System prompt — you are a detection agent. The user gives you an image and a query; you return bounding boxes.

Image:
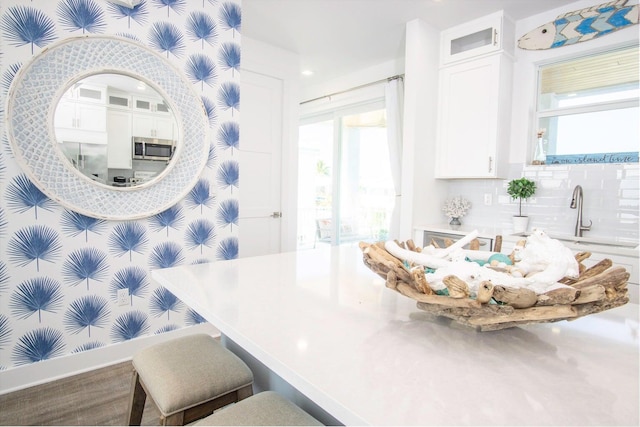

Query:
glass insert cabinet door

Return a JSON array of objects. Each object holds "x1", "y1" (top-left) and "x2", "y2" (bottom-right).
[
  {"x1": 297, "y1": 108, "x2": 395, "y2": 249},
  {"x1": 439, "y1": 11, "x2": 514, "y2": 66}
]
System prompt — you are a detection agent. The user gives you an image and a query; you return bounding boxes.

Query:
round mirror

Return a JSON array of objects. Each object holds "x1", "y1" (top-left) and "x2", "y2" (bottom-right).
[
  {"x1": 6, "y1": 36, "x2": 209, "y2": 220},
  {"x1": 54, "y1": 73, "x2": 179, "y2": 188}
]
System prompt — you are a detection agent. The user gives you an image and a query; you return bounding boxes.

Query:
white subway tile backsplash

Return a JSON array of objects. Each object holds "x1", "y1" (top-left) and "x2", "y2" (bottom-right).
[
  {"x1": 624, "y1": 168, "x2": 639, "y2": 177},
  {"x1": 446, "y1": 163, "x2": 639, "y2": 243}
]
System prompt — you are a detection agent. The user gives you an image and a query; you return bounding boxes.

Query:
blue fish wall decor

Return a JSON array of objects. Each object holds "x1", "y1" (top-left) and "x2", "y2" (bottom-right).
[{"x1": 518, "y1": 0, "x2": 639, "y2": 50}]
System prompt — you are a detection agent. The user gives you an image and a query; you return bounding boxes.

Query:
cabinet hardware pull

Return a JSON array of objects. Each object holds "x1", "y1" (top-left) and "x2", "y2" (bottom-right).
[
  {"x1": 493, "y1": 29, "x2": 498, "y2": 46},
  {"x1": 488, "y1": 156, "x2": 493, "y2": 173}
]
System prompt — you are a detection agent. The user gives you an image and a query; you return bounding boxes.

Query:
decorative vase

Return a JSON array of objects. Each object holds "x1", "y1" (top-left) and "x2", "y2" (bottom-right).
[
  {"x1": 533, "y1": 135, "x2": 546, "y2": 165},
  {"x1": 449, "y1": 217, "x2": 461, "y2": 226},
  {"x1": 512, "y1": 216, "x2": 529, "y2": 234}
]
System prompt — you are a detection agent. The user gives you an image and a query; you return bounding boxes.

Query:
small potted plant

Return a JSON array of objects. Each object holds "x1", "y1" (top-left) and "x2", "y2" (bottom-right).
[{"x1": 507, "y1": 177, "x2": 536, "y2": 233}]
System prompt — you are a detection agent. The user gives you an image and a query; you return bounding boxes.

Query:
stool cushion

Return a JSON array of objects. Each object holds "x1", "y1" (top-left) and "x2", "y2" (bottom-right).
[
  {"x1": 194, "y1": 391, "x2": 323, "y2": 426},
  {"x1": 132, "y1": 334, "x2": 253, "y2": 416}
]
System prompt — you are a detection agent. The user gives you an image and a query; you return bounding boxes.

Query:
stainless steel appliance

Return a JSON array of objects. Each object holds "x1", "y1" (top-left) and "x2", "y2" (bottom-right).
[{"x1": 132, "y1": 137, "x2": 174, "y2": 161}]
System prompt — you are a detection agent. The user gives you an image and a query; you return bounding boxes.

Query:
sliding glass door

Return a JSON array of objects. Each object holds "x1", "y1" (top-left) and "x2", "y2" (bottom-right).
[
  {"x1": 297, "y1": 118, "x2": 335, "y2": 248},
  {"x1": 297, "y1": 105, "x2": 394, "y2": 249}
]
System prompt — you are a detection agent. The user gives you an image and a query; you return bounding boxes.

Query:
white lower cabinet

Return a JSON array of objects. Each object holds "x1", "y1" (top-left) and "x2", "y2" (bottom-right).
[
  {"x1": 581, "y1": 252, "x2": 639, "y2": 286},
  {"x1": 435, "y1": 53, "x2": 512, "y2": 179}
]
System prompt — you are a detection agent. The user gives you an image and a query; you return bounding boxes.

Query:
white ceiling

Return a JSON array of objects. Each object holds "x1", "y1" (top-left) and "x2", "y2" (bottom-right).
[{"x1": 242, "y1": 0, "x2": 577, "y2": 85}]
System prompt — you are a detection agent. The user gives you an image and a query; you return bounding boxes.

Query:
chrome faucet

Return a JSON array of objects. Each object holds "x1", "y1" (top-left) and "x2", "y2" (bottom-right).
[{"x1": 570, "y1": 185, "x2": 592, "y2": 237}]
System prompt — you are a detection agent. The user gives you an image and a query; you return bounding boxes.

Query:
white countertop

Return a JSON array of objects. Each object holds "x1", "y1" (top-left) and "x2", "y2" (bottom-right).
[
  {"x1": 152, "y1": 247, "x2": 639, "y2": 426},
  {"x1": 416, "y1": 224, "x2": 640, "y2": 257}
]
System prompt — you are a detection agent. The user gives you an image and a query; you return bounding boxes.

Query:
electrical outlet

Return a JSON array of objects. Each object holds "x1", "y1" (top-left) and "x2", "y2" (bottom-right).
[
  {"x1": 484, "y1": 193, "x2": 492, "y2": 205},
  {"x1": 117, "y1": 289, "x2": 129, "y2": 306}
]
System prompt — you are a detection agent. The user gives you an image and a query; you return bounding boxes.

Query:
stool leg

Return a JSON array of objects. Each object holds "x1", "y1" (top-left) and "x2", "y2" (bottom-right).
[
  {"x1": 162, "y1": 412, "x2": 184, "y2": 426},
  {"x1": 127, "y1": 370, "x2": 147, "y2": 426},
  {"x1": 237, "y1": 384, "x2": 253, "y2": 401}
]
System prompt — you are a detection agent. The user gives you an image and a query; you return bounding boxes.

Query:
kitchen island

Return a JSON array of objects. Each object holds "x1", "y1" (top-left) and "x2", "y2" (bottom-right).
[{"x1": 151, "y1": 246, "x2": 639, "y2": 426}]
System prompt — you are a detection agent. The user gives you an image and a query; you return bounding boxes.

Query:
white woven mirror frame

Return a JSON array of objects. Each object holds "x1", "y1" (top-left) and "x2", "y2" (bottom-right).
[{"x1": 6, "y1": 35, "x2": 209, "y2": 220}]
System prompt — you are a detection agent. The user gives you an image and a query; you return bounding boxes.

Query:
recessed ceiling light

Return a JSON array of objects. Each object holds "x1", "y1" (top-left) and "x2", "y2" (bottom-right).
[{"x1": 301, "y1": 70, "x2": 314, "y2": 76}]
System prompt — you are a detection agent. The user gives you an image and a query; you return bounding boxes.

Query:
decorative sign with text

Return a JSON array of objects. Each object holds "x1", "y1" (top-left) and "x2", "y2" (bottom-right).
[{"x1": 545, "y1": 152, "x2": 639, "y2": 164}]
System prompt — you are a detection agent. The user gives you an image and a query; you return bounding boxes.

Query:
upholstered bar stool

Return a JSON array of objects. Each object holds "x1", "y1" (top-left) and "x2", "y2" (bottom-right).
[
  {"x1": 127, "y1": 333, "x2": 254, "y2": 426},
  {"x1": 193, "y1": 391, "x2": 324, "y2": 426}
]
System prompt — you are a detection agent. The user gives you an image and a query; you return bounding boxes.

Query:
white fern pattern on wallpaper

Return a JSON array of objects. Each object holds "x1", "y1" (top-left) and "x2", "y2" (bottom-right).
[{"x1": 0, "y1": 0, "x2": 241, "y2": 370}]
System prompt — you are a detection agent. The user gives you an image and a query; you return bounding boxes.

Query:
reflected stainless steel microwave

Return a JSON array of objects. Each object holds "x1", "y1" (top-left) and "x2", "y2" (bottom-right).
[{"x1": 132, "y1": 137, "x2": 174, "y2": 161}]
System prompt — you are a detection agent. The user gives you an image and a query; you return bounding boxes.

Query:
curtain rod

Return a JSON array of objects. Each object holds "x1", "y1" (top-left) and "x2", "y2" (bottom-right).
[{"x1": 300, "y1": 74, "x2": 404, "y2": 105}]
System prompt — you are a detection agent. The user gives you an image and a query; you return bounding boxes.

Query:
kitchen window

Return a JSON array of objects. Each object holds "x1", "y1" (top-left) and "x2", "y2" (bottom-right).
[{"x1": 535, "y1": 44, "x2": 639, "y2": 164}]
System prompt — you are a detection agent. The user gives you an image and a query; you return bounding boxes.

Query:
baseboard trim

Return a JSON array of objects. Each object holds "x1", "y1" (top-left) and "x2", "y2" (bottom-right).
[{"x1": 0, "y1": 323, "x2": 219, "y2": 395}]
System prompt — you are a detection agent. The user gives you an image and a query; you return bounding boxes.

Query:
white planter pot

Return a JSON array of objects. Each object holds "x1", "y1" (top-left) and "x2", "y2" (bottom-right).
[{"x1": 512, "y1": 216, "x2": 529, "y2": 234}]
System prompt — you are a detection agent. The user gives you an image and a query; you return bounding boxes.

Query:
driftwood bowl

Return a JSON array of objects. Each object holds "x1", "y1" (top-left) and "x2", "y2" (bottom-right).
[{"x1": 360, "y1": 240, "x2": 630, "y2": 331}]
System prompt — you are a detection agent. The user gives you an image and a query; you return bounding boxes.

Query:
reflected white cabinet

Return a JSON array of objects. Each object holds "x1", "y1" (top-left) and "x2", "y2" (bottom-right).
[
  {"x1": 55, "y1": 83, "x2": 107, "y2": 135},
  {"x1": 108, "y1": 90, "x2": 131, "y2": 109},
  {"x1": 133, "y1": 95, "x2": 171, "y2": 114},
  {"x1": 440, "y1": 10, "x2": 514, "y2": 66},
  {"x1": 60, "y1": 82, "x2": 106, "y2": 104},
  {"x1": 435, "y1": 53, "x2": 512, "y2": 179},
  {"x1": 54, "y1": 101, "x2": 106, "y2": 132},
  {"x1": 107, "y1": 109, "x2": 133, "y2": 169},
  {"x1": 132, "y1": 114, "x2": 175, "y2": 140}
]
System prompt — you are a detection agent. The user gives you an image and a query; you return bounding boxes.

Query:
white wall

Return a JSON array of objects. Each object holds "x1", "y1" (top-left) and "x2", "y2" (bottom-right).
[
  {"x1": 402, "y1": 19, "x2": 447, "y2": 240},
  {"x1": 300, "y1": 58, "x2": 404, "y2": 103}
]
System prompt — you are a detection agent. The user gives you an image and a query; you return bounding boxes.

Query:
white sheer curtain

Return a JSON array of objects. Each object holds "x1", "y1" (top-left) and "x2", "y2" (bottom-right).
[{"x1": 385, "y1": 77, "x2": 404, "y2": 240}]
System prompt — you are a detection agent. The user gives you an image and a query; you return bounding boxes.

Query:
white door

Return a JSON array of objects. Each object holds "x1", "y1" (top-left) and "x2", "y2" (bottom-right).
[{"x1": 238, "y1": 70, "x2": 283, "y2": 257}]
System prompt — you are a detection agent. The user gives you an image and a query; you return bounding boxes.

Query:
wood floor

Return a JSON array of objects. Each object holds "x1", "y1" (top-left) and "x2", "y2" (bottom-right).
[{"x1": 0, "y1": 361, "x2": 161, "y2": 426}]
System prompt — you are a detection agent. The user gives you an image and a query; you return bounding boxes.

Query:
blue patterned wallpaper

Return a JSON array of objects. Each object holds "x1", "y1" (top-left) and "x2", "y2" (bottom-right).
[{"x1": 0, "y1": 0, "x2": 241, "y2": 371}]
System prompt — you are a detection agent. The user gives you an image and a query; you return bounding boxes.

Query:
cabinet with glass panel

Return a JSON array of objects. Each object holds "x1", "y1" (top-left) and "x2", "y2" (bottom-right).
[{"x1": 435, "y1": 11, "x2": 514, "y2": 179}]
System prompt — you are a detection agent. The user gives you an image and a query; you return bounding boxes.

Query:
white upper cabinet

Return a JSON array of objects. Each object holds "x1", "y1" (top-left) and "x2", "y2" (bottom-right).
[
  {"x1": 435, "y1": 11, "x2": 514, "y2": 179},
  {"x1": 54, "y1": 101, "x2": 106, "y2": 132},
  {"x1": 133, "y1": 95, "x2": 171, "y2": 114},
  {"x1": 435, "y1": 54, "x2": 512, "y2": 178},
  {"x1": 440, "y1": 10, "x2": 514, "y2": 66},
  {"x1": 132, "y1": 114, "x2": 176, "y2": 140},
  {"x1": 55, "y1": 83, "x2": 107, "y2": 132},
  {"x1": 108, "y1": 90, "x2": 131, "y2": 109}
]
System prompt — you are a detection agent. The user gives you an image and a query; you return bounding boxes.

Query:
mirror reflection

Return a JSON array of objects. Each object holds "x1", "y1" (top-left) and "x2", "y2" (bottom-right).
[{"x1": 54, "y1": 73, "x2": 179, "y2": 187}]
